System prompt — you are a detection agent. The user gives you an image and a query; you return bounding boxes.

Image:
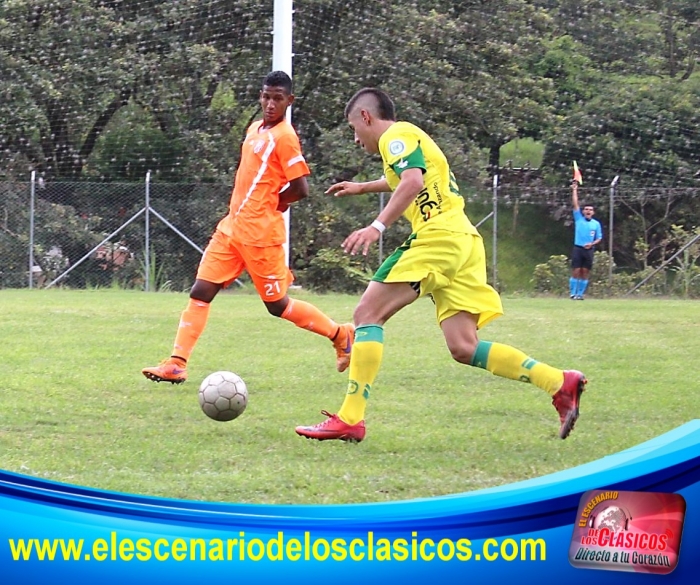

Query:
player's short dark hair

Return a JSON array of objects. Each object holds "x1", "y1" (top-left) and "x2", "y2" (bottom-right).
[
  {"x1": 344, "y1": 88, "x2": 396, "y2": 121},
  {"x1": 583, "y1": 204, "x2": 595, "y2": 210},
  {"x1": 263, "y1": 71, "x2": 293, "y2": 94}
]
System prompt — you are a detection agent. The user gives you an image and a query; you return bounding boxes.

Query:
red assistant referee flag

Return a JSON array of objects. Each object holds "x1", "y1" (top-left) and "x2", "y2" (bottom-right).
[{"x1": 573, "y1": 161, "x2": 583, "y2": 184}]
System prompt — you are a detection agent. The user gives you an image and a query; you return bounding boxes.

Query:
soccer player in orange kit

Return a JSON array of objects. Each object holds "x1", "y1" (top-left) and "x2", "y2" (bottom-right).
[{"x1": 142, "y1": 71, "x2": 353, "y2": 384}]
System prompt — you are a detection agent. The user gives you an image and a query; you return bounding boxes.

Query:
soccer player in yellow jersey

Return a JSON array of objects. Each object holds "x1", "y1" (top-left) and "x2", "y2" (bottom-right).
[
  {"x1": 142, "y1": 71, "x2": 353, "y2": 384},
  {"x1": 296, "y1": 88, "x2": 587, "y2": 442}
]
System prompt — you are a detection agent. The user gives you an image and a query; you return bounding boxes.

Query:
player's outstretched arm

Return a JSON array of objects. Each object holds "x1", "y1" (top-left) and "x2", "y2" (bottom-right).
[
  {"x1": 341, "y1": 168, "x2": 423, "y2": 257},
  {"x1": 571, "y1": 181, "x2": 580, "y2": 211},
  {"x1": 326, "y1": 177, "x2": 390, "y2": 197}
]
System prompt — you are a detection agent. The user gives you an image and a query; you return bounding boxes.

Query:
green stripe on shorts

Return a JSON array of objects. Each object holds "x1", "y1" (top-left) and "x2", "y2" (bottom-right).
[{"x1": 372, "y1": 233, "x2": 417, "y2": 282}]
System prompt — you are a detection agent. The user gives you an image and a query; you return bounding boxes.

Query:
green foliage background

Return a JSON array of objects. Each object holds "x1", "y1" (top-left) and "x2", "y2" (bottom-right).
[{"x1": 2, "y1": 1, "x2": 700, "y2": 293}]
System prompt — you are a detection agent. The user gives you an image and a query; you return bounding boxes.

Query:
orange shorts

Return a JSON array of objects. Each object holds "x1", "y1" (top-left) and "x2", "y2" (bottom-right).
[{"x1": 196, "y1": 230, "x2": 293, "y2": 302}]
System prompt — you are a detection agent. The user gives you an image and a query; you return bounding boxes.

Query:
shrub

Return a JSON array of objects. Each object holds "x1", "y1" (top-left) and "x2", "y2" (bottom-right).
[
  {"x1": 532, "y1": 254, "x2": 569, "y2": 294},
  {"x1": 531, "y1": 250, "x2": 680, "y2": 297},
  {"x1": 297, "y1": 247, "x2": 372, "y2": 293}
]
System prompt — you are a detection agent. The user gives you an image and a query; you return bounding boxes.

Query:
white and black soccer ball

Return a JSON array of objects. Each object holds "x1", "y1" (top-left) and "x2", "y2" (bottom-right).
[{"x1": 198, "y1": 371, "x2": 248, "y2": 422}]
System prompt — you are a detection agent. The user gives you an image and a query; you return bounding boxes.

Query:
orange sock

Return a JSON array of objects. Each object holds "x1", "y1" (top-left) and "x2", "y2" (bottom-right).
[
  {"x1": 280, "y1": 298, "x2": 339, "y2": 339},
  {"x1": 172, "y1": 298, "x2": 211, "y2": 362}
]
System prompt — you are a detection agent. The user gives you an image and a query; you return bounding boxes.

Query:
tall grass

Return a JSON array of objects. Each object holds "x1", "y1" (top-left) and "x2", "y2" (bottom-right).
[
  {"x1": 138, "y1": 247, "x2": 173, "y2": 292},
  {"x1": 470, "y1": 202, "x2": 571, "y2": 292}
]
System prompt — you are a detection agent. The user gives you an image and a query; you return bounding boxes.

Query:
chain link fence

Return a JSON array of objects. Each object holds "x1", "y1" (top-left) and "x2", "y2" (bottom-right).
[
  {"x1": 2, "y1": 174, "x2": 700, "y2": 296},
  {"x1": 1, "y1": 177, "x2": 232, "y2": 291}
]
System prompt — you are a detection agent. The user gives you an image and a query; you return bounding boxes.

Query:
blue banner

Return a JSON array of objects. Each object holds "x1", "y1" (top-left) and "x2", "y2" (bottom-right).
[{"x1": 2, "y1": 421, "x2": 699, "y2": 584}]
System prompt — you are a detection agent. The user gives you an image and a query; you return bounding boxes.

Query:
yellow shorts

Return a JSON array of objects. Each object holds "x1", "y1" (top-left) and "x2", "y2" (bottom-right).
[
  {"x1": 373, "y1": 229, "x2": 503, "y2": 328},
  {"x1": 196, "y1": 230, "x2": 293, "y2": 302}
]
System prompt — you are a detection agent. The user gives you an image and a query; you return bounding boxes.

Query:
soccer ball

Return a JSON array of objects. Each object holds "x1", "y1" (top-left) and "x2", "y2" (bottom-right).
[{"x1": 198, "y1": 371, "x2": 248, "y2": 422}]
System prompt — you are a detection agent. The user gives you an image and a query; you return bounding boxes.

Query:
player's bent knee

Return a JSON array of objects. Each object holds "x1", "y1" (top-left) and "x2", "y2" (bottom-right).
[
  {"x1": 444, "y1": 339, "x2": 477, "y2": 365},
  {"x1": 264, "y1": 297, "x2": 289, "y2": 317},
  {"x1": 190, "y1": 280, "x2": 220, "y2": 303}
]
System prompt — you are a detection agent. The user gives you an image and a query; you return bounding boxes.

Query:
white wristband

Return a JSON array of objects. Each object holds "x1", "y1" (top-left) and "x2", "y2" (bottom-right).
[{"x1": 371, "y1": 219, "x2": 386, "y2": 233}]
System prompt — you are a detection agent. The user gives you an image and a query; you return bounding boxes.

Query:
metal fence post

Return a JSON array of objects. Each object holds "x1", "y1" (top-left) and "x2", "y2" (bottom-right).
[
  {"x1": 609, "y1": 175, "x2": 619, "y2": 285},
  {"x1": 145, "y1": 171, "x2": 151, "y2": 292},
  {"x1": 492, "y1": 173, "x2": 498, "y2": 288},
  {"x1": 28, "y1": 171, "x2": 36, "y2": 288}
]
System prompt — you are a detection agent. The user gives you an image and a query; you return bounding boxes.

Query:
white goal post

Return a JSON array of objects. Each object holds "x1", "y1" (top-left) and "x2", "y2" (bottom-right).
[{"x1": 273, "y1": 0, "x2": 294, "y2": 267}]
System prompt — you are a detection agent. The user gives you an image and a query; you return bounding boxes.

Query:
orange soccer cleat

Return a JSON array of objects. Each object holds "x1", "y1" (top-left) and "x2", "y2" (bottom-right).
[
  {"x1": 332, "y1": 323, "x2": 355, "y2": 373},
  {"x1": 142, "y1": 358, "x2": 188, "y2": 384}
]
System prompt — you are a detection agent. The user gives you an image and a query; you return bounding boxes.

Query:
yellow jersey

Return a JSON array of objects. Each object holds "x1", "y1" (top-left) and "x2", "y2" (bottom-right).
[{"x1": 378, "y1": 121, "x2": 478, "y2": 235}]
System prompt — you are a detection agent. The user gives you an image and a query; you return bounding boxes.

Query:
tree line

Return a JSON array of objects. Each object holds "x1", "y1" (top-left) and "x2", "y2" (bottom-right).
[{"x1": 1, "y1": 0, "x2": 699, "y2": 290}]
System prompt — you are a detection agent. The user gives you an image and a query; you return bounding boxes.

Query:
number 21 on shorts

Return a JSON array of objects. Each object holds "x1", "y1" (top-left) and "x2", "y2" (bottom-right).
[{"x1": 264, "y1": 281, "x2": 282, "y2": 297}]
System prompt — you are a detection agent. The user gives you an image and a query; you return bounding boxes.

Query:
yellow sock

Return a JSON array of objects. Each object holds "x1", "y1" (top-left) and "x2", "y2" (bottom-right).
[
  {"x1": 172, "y1": 298, "x2": 211, "y2": 362},
  {"x1": 338, "y1": 324, "x2": 384, "y2": 425},
  {"x1": 470, "y1": 340, "x2": 564, "y2": 395}
]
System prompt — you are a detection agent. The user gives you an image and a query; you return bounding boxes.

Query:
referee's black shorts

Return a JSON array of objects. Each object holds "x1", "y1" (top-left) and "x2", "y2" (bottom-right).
[{"x1": 571, "y1": 246, "x2": 594, "y2": 270}]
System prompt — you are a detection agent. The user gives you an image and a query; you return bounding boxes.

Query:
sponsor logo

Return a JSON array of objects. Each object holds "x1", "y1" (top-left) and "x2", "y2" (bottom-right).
[
  {"x1": 569, "y1": 490, "x2": 686, "y2": 574},
  {"x1": 415, "y1": 188, "x2": 438, "y2": 221}
]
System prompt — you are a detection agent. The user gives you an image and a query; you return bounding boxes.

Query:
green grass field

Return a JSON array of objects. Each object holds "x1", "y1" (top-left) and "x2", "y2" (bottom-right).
[{"x1": 1, "y1": 289, "x2": 698, "y2": 505}]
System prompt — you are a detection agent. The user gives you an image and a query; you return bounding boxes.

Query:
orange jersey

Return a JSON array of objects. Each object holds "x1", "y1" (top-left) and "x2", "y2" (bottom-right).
[{"x1": 217, "y1": 119, "x2": 310, "y2": 245}]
